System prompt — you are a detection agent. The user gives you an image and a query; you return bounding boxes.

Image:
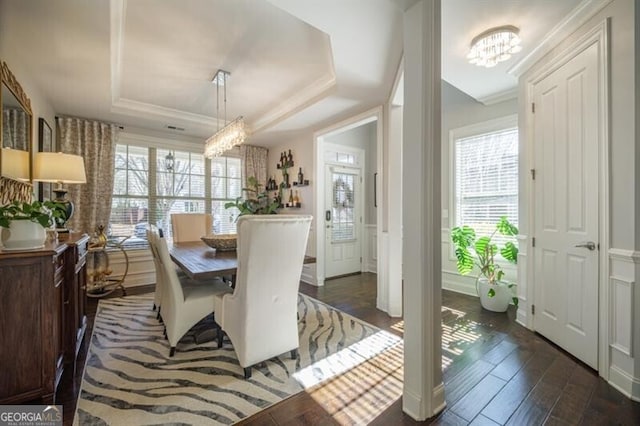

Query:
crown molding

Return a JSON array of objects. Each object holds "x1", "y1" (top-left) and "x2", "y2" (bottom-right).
[
  {"x1": 476, "y1": 87, "x2": 517, "y2": 106},
  {"x1": 507, "y1": 0, "x2": 613, "y2": 77},
  {"x1": 250, "y1": 72, "x2": 336, "y2": 134},
  {"x1": 111, "y1": 97, "x2": 220, "y2": 128},
  {"x1": 109, "y1": 0, "x2": 335, "y2": 137}
]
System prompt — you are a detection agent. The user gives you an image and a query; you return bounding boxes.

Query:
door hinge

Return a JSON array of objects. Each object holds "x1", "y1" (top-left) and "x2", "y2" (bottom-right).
[
  {"x1": 530, "y1": 169, "x2": 536, "y2": 180},
  {"x1": 597, "y1": 243, "x2": 600, "y2": 251},
  {"x1": 531, "y1": 304, "x2": 535, "y2": 315},
  {"x1": 532, "y1": 102, "x2": 535, "y2": 113},
  {"x1": 532, "y1": 237, "x2": 536, "y2": 247}
]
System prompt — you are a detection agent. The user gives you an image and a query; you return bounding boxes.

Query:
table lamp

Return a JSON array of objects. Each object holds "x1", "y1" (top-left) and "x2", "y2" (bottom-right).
[
  {"x1": 33, "y1": 152, "x2": 87, "y2": 232},
  {"x1": 1, "y1": 147, "x2": 30, "y2": 181}
]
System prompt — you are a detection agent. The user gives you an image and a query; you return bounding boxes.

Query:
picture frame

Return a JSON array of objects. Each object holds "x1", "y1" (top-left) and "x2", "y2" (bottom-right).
[{"x1": 38, "y1": 117, "x2": 52, "y2": 202}]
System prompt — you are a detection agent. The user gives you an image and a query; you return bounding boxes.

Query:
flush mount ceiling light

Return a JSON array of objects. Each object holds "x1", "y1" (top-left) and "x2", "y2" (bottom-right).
[
  {"x1": 467, "y1": 25, "x2": 522, "y2": 68},
  {"x1": 204, "y1": 69, "x2": 248, "y2": 158}
]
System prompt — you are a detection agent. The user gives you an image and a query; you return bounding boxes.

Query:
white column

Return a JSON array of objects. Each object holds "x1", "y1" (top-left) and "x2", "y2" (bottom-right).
[{"x1": 402, "y1": 0, "x2": 445, "y2": 420}]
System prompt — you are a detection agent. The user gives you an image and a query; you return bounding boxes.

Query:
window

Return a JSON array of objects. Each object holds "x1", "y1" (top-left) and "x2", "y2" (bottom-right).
[
  {"x1": 109, "y1": 143, "x2": 241, "y2": 247},
  {"x1": 452, "y1": 117, "x2": 518, "y2": 246},
  {"x1": 211, "y1": 156, "x2": 242, "y2": 235}
]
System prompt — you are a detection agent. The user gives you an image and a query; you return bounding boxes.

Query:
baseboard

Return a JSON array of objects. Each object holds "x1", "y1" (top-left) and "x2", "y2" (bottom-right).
[
  {"x1": 609, "y1": 365, "x2": 640, "y2": 402},
  {"x1": 442, "y1": 274, "x2": 478, "y2": 298},
  {"x1": 301, "y1": 264, "x2": 318, "y2": 286},
  {"x1": 402, "y1": 382, "x2": 446, "y2": 420}
]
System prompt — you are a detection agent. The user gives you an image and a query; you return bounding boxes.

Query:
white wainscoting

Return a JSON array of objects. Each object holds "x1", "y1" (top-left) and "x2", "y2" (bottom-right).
[
  {"x1": 301, "y1": 225, "x2": 318, "y2": 286},
  {"x1": 607, "y1": 248, "x2": 639, "y2": 400},
  {"x1": 109, "y1": 248, "x2": 155, "y2": 288},
  {"x1": 363, "y1": 224, "x2": 377, "y2": 273}
]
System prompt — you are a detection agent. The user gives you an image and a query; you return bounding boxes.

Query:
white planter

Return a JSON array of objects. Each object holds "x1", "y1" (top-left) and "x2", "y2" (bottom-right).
[
  {"x1": 0, "y1": 220, "x2": 47, "y2": 250},
  {"x1": 477, "y1": 278, "x2": 512, "y2": 313}
]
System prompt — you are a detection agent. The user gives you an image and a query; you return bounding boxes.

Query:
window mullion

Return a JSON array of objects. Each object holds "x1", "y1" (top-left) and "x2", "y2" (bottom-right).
[
  {"x1": 205, "y1": 157, "x2": 212, "y2": 214},
  {"x1": 149, "y1": 148, "x2": 157, "y2": 226}
]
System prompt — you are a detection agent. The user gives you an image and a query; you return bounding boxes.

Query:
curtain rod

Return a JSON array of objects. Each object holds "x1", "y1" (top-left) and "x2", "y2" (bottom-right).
[{"x1": 55, "y1": 115, "x2": 124, "y2": 130}]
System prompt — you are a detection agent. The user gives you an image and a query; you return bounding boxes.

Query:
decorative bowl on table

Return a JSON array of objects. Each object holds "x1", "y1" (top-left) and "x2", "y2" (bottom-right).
[{"x1": 201, "y1": 234, "x2": 237, "y2": 251}]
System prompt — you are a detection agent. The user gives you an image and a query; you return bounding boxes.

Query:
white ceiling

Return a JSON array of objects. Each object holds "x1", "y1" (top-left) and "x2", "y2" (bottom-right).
[
  {"x1": 0, "y1": 0, "x2": 586, "y2": 148},
  {"x1": 442, "y1": 0, "x2": 582, "y2": 104}
]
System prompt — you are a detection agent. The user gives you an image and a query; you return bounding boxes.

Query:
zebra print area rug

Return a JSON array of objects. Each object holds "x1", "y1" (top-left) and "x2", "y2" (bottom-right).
[{"x1": 73, "y1": 294, "x2": 402, "y2": 425}]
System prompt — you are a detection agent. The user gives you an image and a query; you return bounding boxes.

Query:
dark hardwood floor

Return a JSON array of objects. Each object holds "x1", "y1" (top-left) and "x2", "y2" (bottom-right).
[{"x1": 55, "y1": 273, "x2": 640, "y2": 425}]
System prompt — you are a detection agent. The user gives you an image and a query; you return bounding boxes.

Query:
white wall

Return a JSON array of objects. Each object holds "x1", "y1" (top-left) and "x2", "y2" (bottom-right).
[
  {"x1": 440, "y1": 81, "x2": 517, "y2": 295},
  {"x1": 0, "y1": 5, "x2": 56, "y2": 193}
]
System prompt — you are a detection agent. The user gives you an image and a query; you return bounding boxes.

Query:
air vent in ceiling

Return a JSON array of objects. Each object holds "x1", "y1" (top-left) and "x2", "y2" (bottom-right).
[{"x1": 167, "y1": 125, "x2": 185, "y2": 131}]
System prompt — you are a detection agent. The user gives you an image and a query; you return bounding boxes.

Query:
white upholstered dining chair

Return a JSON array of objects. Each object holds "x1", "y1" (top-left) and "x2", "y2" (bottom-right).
[
  {"x1": 170, "y1": 213, "x2": 213, "y2": 243},
  {"x1": 150, "y1": 228, "x2": 232, "y2": 356},
  {"x1": 214, "y1": 215, "x2": 312, "y2": 379}
]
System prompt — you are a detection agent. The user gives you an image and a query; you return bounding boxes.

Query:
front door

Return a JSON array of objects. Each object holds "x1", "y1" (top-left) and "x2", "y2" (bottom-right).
[
  {"x1": 325, "y1": 165, "x2": 361, "y2": 278},
  {"x1": 532, "y1": 42, "x2": 599, "y2": 369}
]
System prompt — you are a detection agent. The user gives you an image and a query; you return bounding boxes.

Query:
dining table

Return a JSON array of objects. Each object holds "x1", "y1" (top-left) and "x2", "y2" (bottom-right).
[{"x1": 169, "y1": 241, "x2": 316, "y2": 281}]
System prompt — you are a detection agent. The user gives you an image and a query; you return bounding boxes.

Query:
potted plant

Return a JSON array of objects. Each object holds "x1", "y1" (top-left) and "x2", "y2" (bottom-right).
[
  {"x1": 451, "y1": 216, "x2": 519, "y2": 312},
  {"x1": 224, "y1": 176, "x2": 279, "y2": 217},
  {"x1": 0, "y1": 200, "x2": 66, "y2": 250}
]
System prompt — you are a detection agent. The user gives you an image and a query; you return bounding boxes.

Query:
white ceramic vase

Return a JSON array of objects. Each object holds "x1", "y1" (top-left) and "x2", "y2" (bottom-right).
[
  {"x1": 0, "y1": 220, "x2": 47, "y2": 250},
  {"x1": 477, "y1": 277, "x2": 512, "y2": 312}
]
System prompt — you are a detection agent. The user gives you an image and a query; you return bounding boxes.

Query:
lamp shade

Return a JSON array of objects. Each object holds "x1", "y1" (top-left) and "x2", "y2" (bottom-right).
[
  {"x1": 1, "y1": 148, "x2": 30, "y2": 181},
  {"x1": 33, "y1": 152, "x2": 87, "y2": 183}
]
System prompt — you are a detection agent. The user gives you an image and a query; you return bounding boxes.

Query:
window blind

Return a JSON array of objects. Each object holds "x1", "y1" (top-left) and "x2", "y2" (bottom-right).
[
  {"x1": 109, "y1": 144, "x2": 241, "y2": 248},
  {"x1": 454, "y1": 127, "x2": 518, "y2": 246}
]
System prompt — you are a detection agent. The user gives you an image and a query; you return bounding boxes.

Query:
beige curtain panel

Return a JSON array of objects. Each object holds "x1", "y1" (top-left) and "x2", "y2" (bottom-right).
[
  {"x1": 56, "y1": 117, "x2": 119, "y2": 234},
  {"x1": 240, "y1": 144, "x2": 268, "y2": 189}
]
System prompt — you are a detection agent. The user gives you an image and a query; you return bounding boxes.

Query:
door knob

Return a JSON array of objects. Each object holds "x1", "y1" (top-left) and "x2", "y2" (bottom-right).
[{"x1": 575, "y1": 241, "x2": 596, "y2": 251}]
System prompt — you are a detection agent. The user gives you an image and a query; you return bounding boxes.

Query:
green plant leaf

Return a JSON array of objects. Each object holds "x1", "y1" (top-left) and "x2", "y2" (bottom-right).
[
  {"x1": 500, "y1": 241, "x2": 518, "y2": 264},
  {"x1": 454, "y1": 247, "x2": 474, "y2": 275},
  {"x1": 474, "y1": 236, "x2": 491, "y2": 256},
  {"x1": 451, "y1": 226, "x2": 475, "y2": 249},
  {"x1": 487, "y1": 288, "x2": 496, "y2": 298},
  {"x1": 512, "y1": 297, "x2": 519, "y2": 307},
  {"x1": 497, "y1": 216, "x2": 518, "y2": 236},
  {"x1": 496, "y1": 269, "x2": 504, "y2": 281}
]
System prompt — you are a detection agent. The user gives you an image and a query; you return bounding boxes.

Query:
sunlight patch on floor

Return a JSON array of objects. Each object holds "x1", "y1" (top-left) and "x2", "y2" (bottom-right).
[
  {"x1": 301, "y1": 337, "x2": 404, "y2": 425},
  {"x1": 441, "y1": 305, "x2": 482, "y2": 369},
  {"x1": 293, "y1": 330, "x2": 401, "y2": 389}
]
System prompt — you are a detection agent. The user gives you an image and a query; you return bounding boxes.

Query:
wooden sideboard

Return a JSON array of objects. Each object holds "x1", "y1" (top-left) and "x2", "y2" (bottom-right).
[{"x1": 0, "y1": 233, "x2": 89, "y2": 404}]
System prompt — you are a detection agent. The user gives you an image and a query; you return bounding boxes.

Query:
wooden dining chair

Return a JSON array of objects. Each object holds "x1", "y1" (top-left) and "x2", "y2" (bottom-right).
[
  {"x1": 214, "y1": 215, "x2": 312, "y2": 378},
  {"x1": 170, "y1": 213, "x2": 213, "y2": 243}
]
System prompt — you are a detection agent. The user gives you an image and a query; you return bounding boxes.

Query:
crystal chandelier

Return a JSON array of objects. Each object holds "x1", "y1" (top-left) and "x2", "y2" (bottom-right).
[
  {"x1": 467, "y1": 26, "x2": 522, "y2": 68},
  {"x1": 204, "y1": 69, "x2": 248, "y2": 158}
]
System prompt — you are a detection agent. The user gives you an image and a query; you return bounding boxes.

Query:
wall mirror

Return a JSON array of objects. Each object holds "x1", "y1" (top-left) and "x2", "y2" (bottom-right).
[{"x1": 0, "y1": 61, "x2": 33, "y2": 182}]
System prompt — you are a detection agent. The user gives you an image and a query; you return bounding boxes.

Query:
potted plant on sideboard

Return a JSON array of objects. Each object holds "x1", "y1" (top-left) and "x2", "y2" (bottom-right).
[
  {"x1": 451, "y1": 216, "x2": 519, "y2": 312},
  {"x1": 0, "y1": 200, "x2": 66, "y2": 250}
]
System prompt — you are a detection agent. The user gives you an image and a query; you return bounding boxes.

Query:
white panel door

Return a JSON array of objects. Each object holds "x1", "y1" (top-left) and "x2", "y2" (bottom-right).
[
  {"x1": 533, "y1": 42, "x2": 599, "y2": 369},
  {"x1": 325, "y1": 165, "x2": 361, "y2": 278}
]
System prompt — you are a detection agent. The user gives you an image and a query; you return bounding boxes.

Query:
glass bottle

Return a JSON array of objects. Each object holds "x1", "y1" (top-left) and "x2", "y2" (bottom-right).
[
  {"x1": 293, "y1": 190, "x2": 300, "y2": 207},
  {"x1": 297, "y1": 167, "x2": 303, "y2": 185},
  {"x1": 288, "y1": 189, "x2": 294, "y2": 207}
]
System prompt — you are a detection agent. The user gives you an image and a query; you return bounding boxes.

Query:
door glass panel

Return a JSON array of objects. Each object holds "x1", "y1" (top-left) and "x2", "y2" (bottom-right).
[{"x1": 331, "y1": 172, "x2": 356, "y2": 241}]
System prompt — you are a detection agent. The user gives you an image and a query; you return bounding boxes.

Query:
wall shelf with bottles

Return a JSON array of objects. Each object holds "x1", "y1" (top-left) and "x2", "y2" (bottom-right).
[{"x1": 266, "y1": 149, "x2": 310, "y2": 192}]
